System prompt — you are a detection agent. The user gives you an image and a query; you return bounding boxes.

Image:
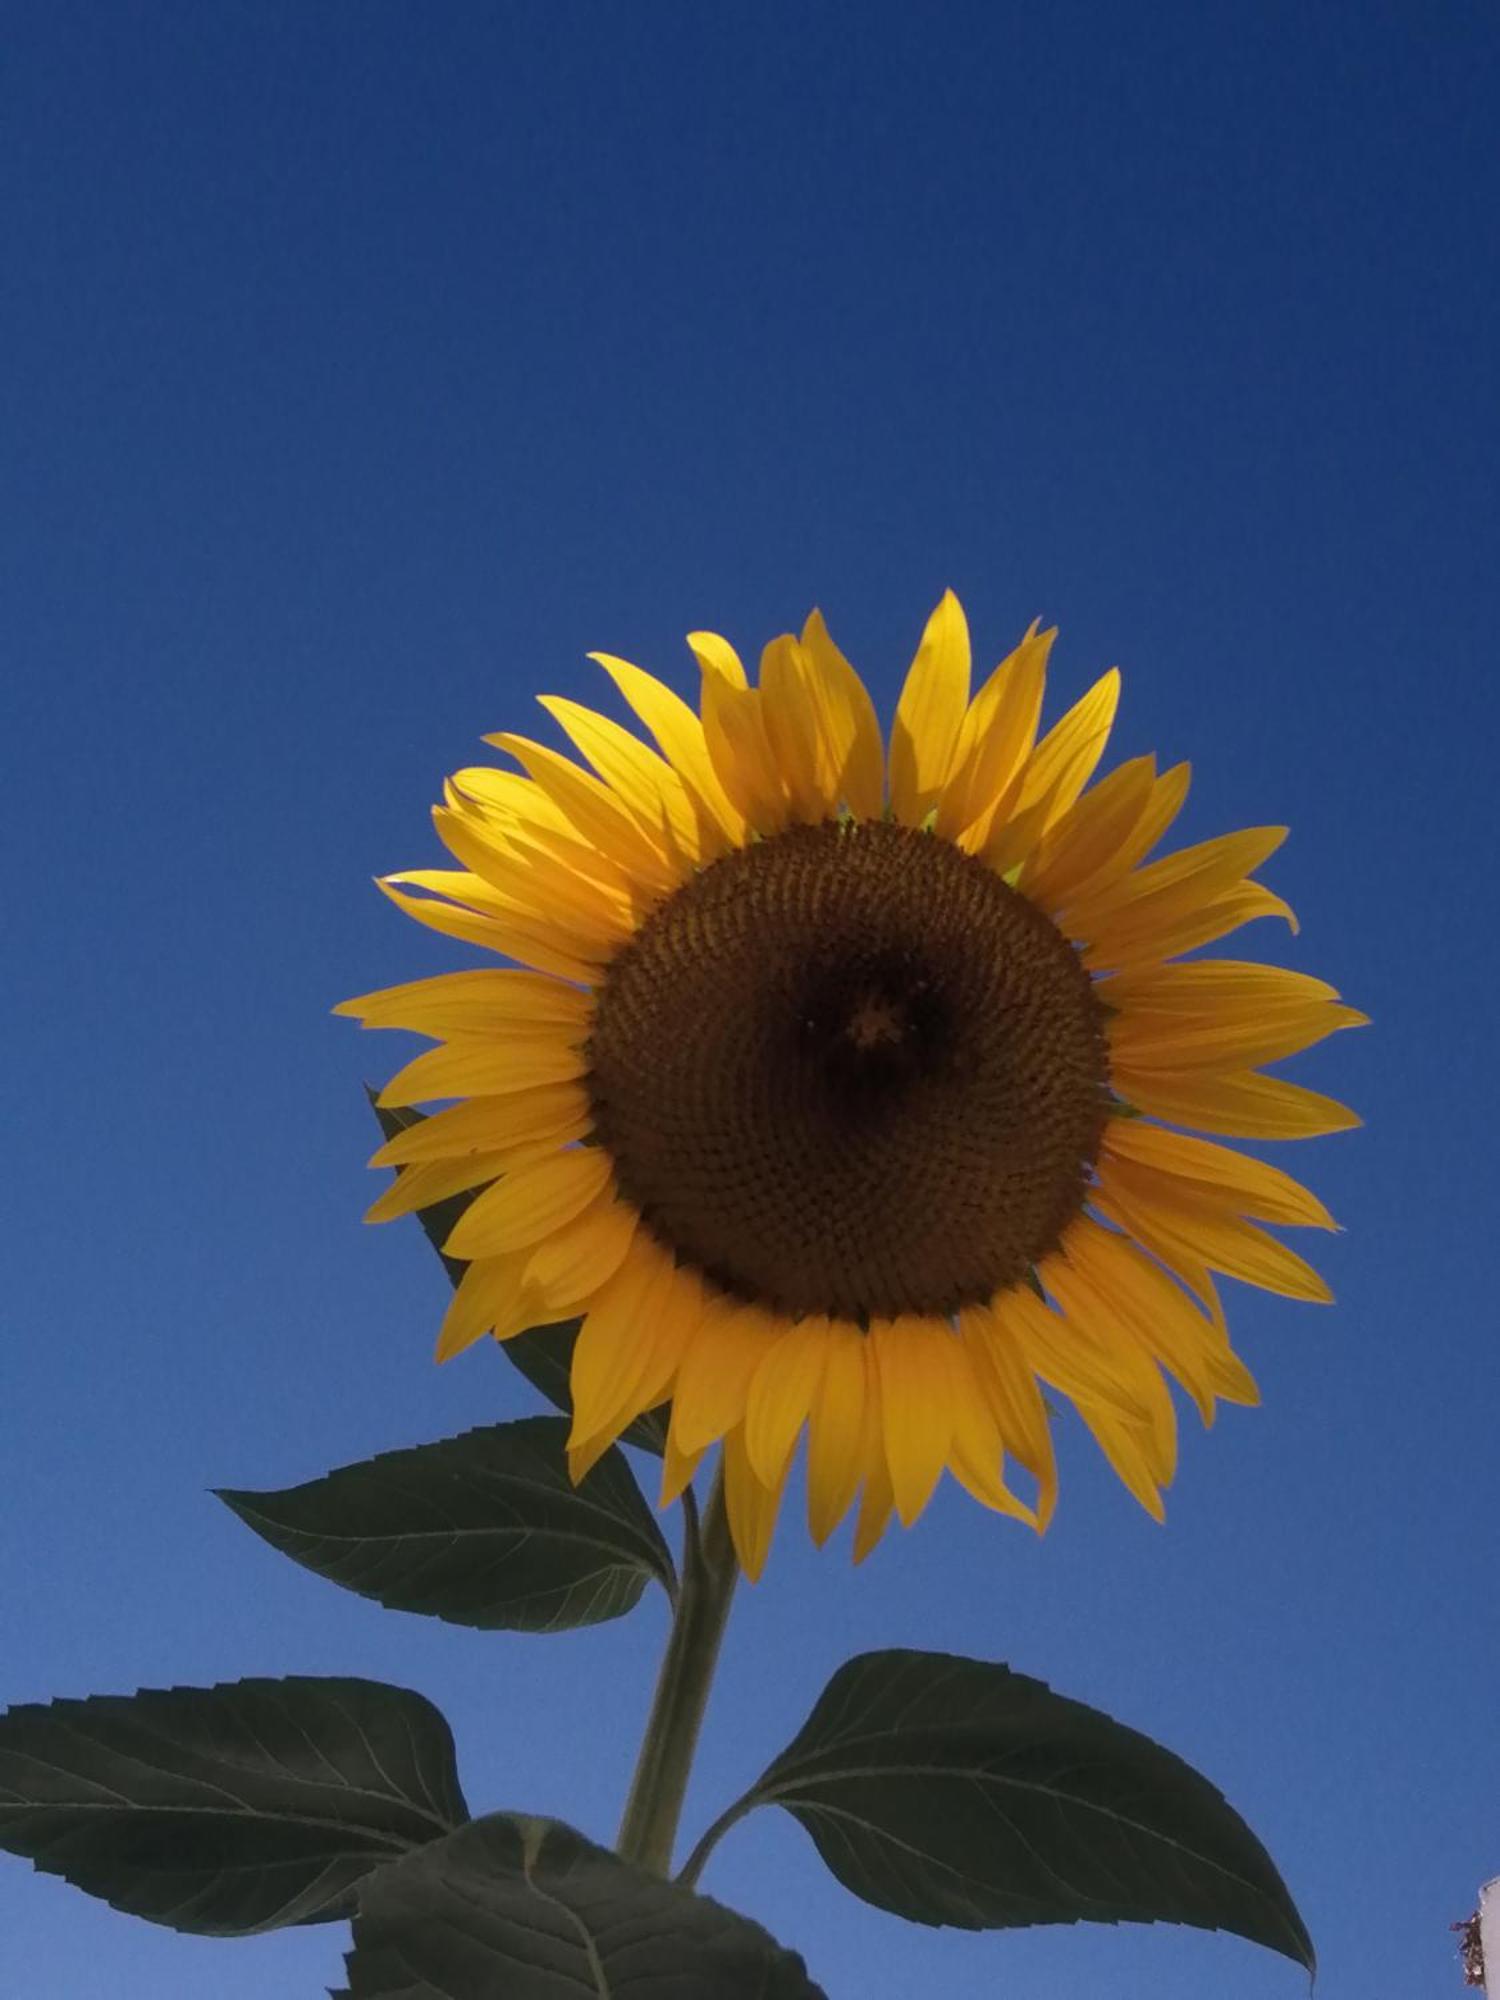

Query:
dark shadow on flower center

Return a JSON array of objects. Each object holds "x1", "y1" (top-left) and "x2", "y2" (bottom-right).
[{"x1": 587, "y1": 819, "x2": 1109, "y2": 1322}]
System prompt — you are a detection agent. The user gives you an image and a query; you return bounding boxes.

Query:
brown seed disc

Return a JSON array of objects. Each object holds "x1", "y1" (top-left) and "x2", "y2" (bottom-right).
[{"x1": 587, "y1": 819, "x2": 1109, "y2": 1322}]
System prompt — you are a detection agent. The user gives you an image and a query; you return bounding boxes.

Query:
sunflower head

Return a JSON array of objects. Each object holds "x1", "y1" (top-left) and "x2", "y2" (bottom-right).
[{"x1": 341, "y1": 593, "x2": 1363, "y2": 1578}]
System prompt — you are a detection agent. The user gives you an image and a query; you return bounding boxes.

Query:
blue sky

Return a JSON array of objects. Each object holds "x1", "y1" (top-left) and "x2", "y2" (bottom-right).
[{"x1": 3, "y1": 3, "x2": 1496, "y2": 1994}]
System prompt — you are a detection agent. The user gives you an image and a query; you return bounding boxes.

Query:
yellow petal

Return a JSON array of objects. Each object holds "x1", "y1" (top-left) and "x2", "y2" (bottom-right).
[
  {"x1": 759, "y1": 636, "x2": 834, "y2": 822},
  {"x1": 945, "y1": 1346, "x2": 1038, "y2": 1527},
  {"x1": 536, "y1": 695, "x2": 706, "y2": 869},
  {"x1": 365, "y1": 1149, "x2": 512, "y2": 1224},
  {"x1": 590, "y1": 653, "x2": 745, "y2": 850},
  {"x1": 959, "y1": 1304, "x2": 1059, "y2": 1529},
  {"x1": 569, "y1": 1249, "x2": 702, "y2": 1474},
  {"x1": 376, "y1": 878, "x2": 601, "y2": 985},
  {"x1": 431, "y1": 808, "x2": 637, "y2": 947},
  {"x1": 1072, "y1": 1398, "x2": 1169, "y2": 1521},
  {"x1": 995, "y1": 1279, "x2": 1156, "y2": 1422},
  {"x1": 1070, "y1": 824, "x2": 1287, "y2": 934},
  {"x1": 658, "y1": 1430, "x2": 704, "y2": 1508},
  {"x1": 443, "y1": 1147, "x2": 613, "y2": 1259},
  {"x1": 1020, "y1": 755, "x2": 1158, "y2": 911},
  {"x1": 336, "y1": 969, "x2": 593, "y2": 1038},
  {"x1": 483, "y1": 732, "x2": 681, "y2": 894},
  {"x1": 1102, "y1": 958, "x2": 1342, "y2": 1015},
  {"x1": 1094, "y1": 1162, "x2": 1334, "y2": 1303},
  {"x1": 799, "y1": 611, "x2": 885, "y2": 819},
  {"x1": 1040, "y1": 1253, "x2": 1180, "y2": 1470},
  {"x1": 567, "y1": 1242, "x2": 672, "y2": 1459},
  {"x1": 1099, "y1": 1120, "x2": 1336, "y2": 1230},
  {"x1": 934, "y1": 625, "x2": 1051, "y2": 842},
  {"x1": 686, "y1": 629, "x2": 748, "y2": 689},
  {"x1": 1111, "y1": 1065, "x2": 1361, "y2": 1139},
  {"x1": 1054, "y1": 760, "x2": 1192, "y2": 904},
  {"x1": 1015, "y1": 667, "x2": 1121, "y2": 830},
  {"x1": 435, "y1": 1254, "x2": 531, "y2": 1363},
  {"x1": 695, "y1": 654, "x2": 787, "y2": 835},
  {"x1": 520, "y1": 1194, "x2": 639, "y2": 1311},
  {"x1": 805, "y1": 1323, "x2": 869, "y2": 1546},
  {"x1": 744, "y1": 1317, "x2": 830, "y2": 1487},
  {"x1": 376, "y1": 1034, "x2": 587, "y2": 1108},
  {"x1": 1084, "y1": 879, "x2": 1299, "y2": 972},
  {"x1": 888, "y1": 590, "x2": 971, "y2": 827},
  {"x1": 872, "y1": 1317, "x2": 957, "y2": 1527},
  {"x1": 721, "y1": 1426, "x2": 789, "y2": 1582},
  {"x1": 851, "y1": 1394, "x2": 897, "y2": 1564},
  {"x1": 371, "y1": 1083, "x2": 591, "y2": 1167},
  {"x1": 671, "y1": 1298, "x2": 782, "y2": 1454}
]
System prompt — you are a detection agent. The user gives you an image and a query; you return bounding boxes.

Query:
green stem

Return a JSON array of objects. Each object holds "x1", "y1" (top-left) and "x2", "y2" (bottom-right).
[{"x1": 616, "y1": 1468, "x2": 739, "y2": 1875}]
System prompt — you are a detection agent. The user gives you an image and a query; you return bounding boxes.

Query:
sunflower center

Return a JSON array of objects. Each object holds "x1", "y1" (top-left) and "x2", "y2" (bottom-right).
[{"x1": 586, "y1": 819, "x2": 1109, "y2": 1322}]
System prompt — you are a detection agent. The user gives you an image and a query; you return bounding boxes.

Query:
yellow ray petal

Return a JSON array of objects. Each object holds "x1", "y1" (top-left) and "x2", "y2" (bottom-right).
[
  {"x1": 722, "y1": 1426, "x2": 788, "y2": 1582},
  {"x1": 959, "y1": 1303, "x2": 1058, "y2": 1529},
  {"x1": 376, "y1": 1033, "x2": 587, "y2": 1108},
  {"x1": 520, "y1": 1194, "x2": 639, "y2": 1312},
  {"x1": 1039, "y1": 1254, "x2": 1179, "y2": 1471},
  {"x1": 483, "y1": 732, "x2": 681, "y2": 895},
  {"x1": 694, "y1": 649, "x2": 787, "y2": 835},
  {"x1": 569, "y1": 1249, "x2": 704, "y2": 1476},
  {"x1": 371, "y1": 1083, "x2": 591, "y2": 1167},
  {"x1": 934, "y1": 624, "x2": 1051, "y2": 842},
  {"x1": 447, "y1": 771, "x2": 644, "y2": 901},
  {"x1": 759, "y1": 636, "x2": 835, "y2": 822},
  {"x1": 851, "y1": 1392, "x2": 897, "y2": 1564},
  {"x1": 566, "y1": 1242, "x2": 673, "y2": 1460},
  {"x1": 1056, "y1": 760, "x2": 1192, "y2": 905},
  {"x1": 888, "y1": 590, "x2": 971, "y2": 827},
  {"x1": 435, "y1": 1253, "x2": 531, "y2": 1363},
  {"x1": 444, "y1": 1146, "x2": 613, "y2": 1260},
  {"x1": 1069, "y1": 824, "x2": 1287, "y2": 937},
  {"x1": 997, "y1": 1280, "x2": 1158, "y2": 1424},
  {"x1": 1014, "y1": 667, "x2": 1121, "y2": 832},
  {"x1": 536, "y1": 695, "x2": 706, "y2": 870},
  {"x1": 1093, "y1": 1163, "x2": 1334, "y2": 1303},
  {"x1": 945, "y1": 1345, "x2": 1039, "y2": 1528},
  {"x1": 431, "y1": 807, "x2": 637, "y2": 946},
  {"x1": 686, "y1": 629, "x2": 748, "y2": 689},
  {"x1": 658, "y1": 1430, "x2": 704, "y2": 1509},
  {"x1": 799, "y1": 610, "x2": 885, "y2": 820},
  {"x1": 805, "y1": 1322, "x2": 869, "y2": 1546},
  {"x1": 590, "y1": 653, "x2": 745, "y2": 850},
  {"x1": 1111, "y1": 1064, "x2": 1361, "y2": 1139},
  {"x1": 1063, "y1": 1218, "x2": 1257, "y2": 1422},
  {"x1": 1108, "y1": 999, "x2": 1367, "y2": 1072},
  {"x1": 1083, "y1": 878, "x2": 1299, "y2": 971},
  {"x1": 670, "y1": 1298, "x2": 782, "y2": 1454},
  {"x1": 1020, "y1": 755, "x2": 1158, "y2": 912},
  {"x1": 872, "y1": 1316, "x2": 957, "y2": 1527},
  {"x1": 1072, "y1": 1398, "x2": 1169, "y2": 1521},
  {"x1": 376, "y1": 878, "x2": 602, "y2": 985},
  {"x1": 744, "y1": 1317, "x2": 831, "y2": 1488},
  {"x1": 364, "y1": 1149, "x2": 513, "y2": 1224},
  {"x1": 338, "y1": 969, "x2": 593, "y2": 1039},
  {"x1": 1102, "y1": 958, "x2": 1342, "y2": 1015},
  {"x1": 1099, "y1": 1120, "x2": 1336, "y2": 1230}
]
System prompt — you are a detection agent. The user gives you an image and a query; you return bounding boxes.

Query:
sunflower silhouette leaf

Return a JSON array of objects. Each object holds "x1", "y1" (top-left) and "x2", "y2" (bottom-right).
[
  {"x1": 738, "y1": 1649, "x2": 1313, "y2": 1968},
  {"x1": 0, "y1": 1677, "x2": 468, "y2": 1936},
  {"x1": 367, "y1": 1097, "x2": 668, "y2": 1455},
  {"x1": 343, "y1": 1812, "x2": 827, "y2": 1999},
  {"x1": 217, "y1": 1416, "x2": 675, "y2": 1630}
]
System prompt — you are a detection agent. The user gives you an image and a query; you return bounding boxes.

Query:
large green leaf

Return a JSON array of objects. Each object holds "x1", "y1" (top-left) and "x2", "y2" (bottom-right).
[
  {"x1": 369, "y1": 1098, "x2": 668, "y2": 1455},
  {"x1": 0, "y1": 1677, "x2": 468, "y2": 1935},
  {"x1": 740, "y1": 1649, "x2": 1313, "y2": 1967},
  {"x1": 218, "y1": 1416, "x2": 674, "y2": 1630},
  {"x1": 344, "y1": 1812, "x2": 826, "y2": 1999}
]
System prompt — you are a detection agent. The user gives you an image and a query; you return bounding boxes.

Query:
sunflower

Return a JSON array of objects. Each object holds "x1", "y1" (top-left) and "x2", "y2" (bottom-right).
[{"x1": 340, "y1": 594, "x2": 1362, "y2": 1578}]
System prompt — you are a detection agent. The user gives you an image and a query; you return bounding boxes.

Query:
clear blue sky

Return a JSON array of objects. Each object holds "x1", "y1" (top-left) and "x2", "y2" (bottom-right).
[{"x1": 3, "y1": 4, "x2": 1495, "y2": 1994}]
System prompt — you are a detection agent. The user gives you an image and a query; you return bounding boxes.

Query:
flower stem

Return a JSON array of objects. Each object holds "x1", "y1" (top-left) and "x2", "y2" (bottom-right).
[{"x1": 616, "y1": 1467, "x2": 739, "y2": 1876}]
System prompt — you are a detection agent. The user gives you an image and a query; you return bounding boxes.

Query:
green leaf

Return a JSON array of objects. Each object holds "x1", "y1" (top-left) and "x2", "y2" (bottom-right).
[
  {"x1": 369, "y1": 1098, "x2": 668, "y2": 1456},
  {"x1": 0, "y1": 1677, "x2": 468, "y2": 1936},
  {"x1": 742, "y1": 1649, "x2": 1313, "y2": 1968},
  {"x1": 217, "y1": 1416, "x2": 674, "y2": 1631},
  {"x1": 344, "y1": 1813, "x2": 827, "y2": 1999}
]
